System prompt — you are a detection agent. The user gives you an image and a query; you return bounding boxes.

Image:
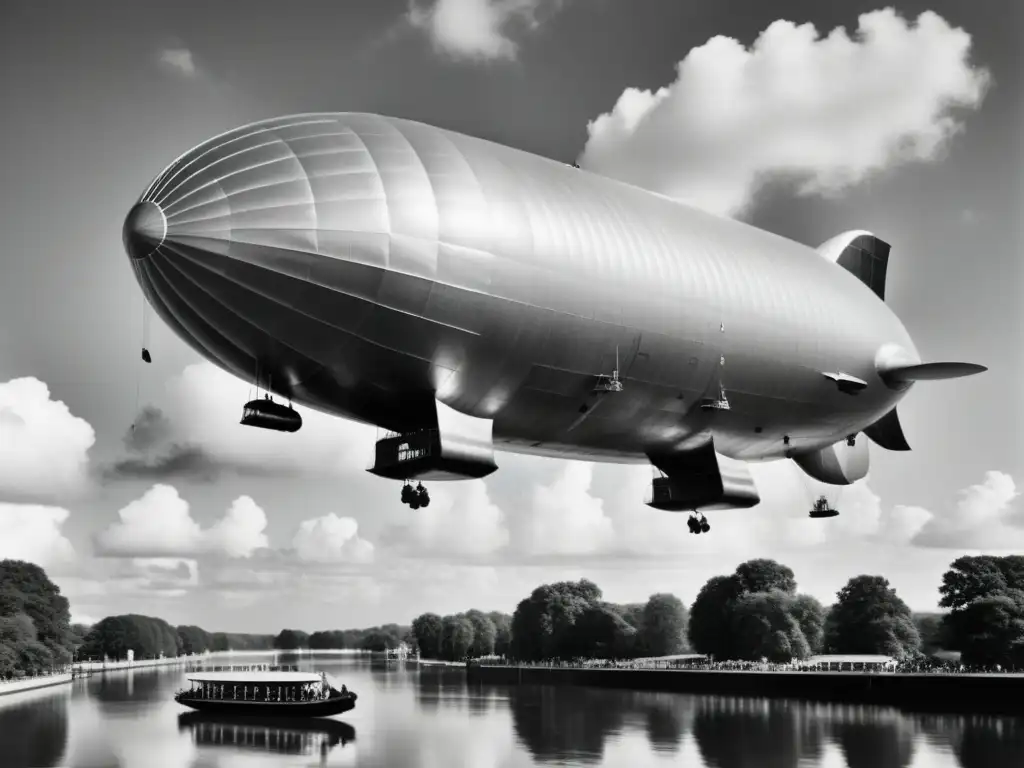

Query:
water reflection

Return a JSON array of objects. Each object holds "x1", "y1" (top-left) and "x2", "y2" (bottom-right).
[
  {"x1": 2, "y1": 658, "x2": 1024, "y2": 767},
  {"x1": 0, "y1": 687, "x2": 69, "y2": 768},
  {"x1": 509, "y1": 685, "x2": 630, "y2": 763},
  {"x1": 177, "y1": 712, "x2": 355, "y2": 757},
  {"x1": 693, "y1": 697, "x2": 826, "y2": 768}
]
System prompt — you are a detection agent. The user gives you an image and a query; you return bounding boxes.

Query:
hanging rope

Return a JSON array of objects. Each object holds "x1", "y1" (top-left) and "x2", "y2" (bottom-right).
[{"x1": 131, "y1": 295, "x2": 152, "y2": 431}]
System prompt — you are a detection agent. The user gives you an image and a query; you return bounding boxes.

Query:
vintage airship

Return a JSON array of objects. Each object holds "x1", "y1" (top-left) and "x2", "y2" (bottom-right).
[{"x1": 122, "y1": 113, "x2": 985, "y2": 532}]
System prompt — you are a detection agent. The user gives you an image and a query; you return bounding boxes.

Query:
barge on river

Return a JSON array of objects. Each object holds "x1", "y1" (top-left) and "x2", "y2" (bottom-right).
[{"x1": 175, "y1": 669, "x2": 357, "y2": 718}]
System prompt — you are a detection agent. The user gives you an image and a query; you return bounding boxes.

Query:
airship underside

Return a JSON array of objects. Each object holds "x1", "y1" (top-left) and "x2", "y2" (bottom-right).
[{"x1": 123, "y1": 113, "x2": 985, "y2": 525}]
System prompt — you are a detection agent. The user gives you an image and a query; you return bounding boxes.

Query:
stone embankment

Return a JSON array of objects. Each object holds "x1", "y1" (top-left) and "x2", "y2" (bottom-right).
[{"x1": 466, "y1": 664, "x2": 1024, "y2": 715}]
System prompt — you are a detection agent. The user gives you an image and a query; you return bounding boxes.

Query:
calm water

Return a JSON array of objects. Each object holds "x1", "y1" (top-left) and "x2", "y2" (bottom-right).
[{"x1": 1, "y1": 655, "x2": 1022, "y2": 768}]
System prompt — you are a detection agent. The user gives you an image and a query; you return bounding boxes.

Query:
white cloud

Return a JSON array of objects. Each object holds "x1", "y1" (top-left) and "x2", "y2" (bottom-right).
[
  {"x1": 408, "y1": 0, "x2": 560, "y2": 61},
  {"x1": 391, "y1": 480, "x2": 510, "y2": 556},
  {"x1": 0, "y1": 502, "x2": 76, "y2": 568},
  {"x1": 291, "y1": 513, "x2": 375, "y2": 564},
  {"x1": 94, "y1": 484, "x2": 269, "y2": 559},
  {"x1": 911, "y1": 471, "x2": 1021, "y2": 549},
  {"x1": 518, "y1": 461, "x2": 616, "y2": 555},
  {"x1": 0, "y1": 377, "x2": 95, "y2": 501},
  {"x1": 578, "y1": 9, "x2": 990, "y2": 217},
  {"x1": 158, "y1": 46, "x2": 197, "y2": 77}
]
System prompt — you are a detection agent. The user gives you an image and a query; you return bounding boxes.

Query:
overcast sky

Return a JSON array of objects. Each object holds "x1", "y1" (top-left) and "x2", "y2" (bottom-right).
[{"x1": 0, "y1": 0, "x2": 1020, "y2": 632}]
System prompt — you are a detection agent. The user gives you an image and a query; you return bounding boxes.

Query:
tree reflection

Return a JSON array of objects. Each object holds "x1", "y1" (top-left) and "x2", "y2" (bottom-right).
[
  {"x1": 0, "y1": 695, "x2": 68, "y2": 768},
  {"x1": 693, "y1": 697, "x2": 825, "y2": 768},
  {"x1": 830, "y1": 707, "x2": 916, "y2": 768},
  {"x1": 954, "y1": 716, "x2": 1024, "y2": 768},
  {"x1": 509, "y1": 685, "x2": 629, "y2": 764},
  {"x1": 641, "y1": 694, "x2": 689, "y2": 752}
]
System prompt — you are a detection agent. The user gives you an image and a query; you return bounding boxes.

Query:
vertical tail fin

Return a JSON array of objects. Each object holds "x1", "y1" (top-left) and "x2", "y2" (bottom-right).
[{"x1": 816, "y1": 230, "x2": 891, "y2": 301}]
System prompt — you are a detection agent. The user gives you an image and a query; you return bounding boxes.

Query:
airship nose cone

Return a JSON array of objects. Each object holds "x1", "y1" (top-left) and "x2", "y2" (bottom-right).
[{"x1": 123, "y1": 201, "x2": 167, "y2": 260}]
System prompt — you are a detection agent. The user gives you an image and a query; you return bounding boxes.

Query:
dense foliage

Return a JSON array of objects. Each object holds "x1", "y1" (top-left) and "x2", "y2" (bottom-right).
[
  {"x1": 825, "y1": 576, "x2": 920, "y2": 658},
  {"x1": 940, "y1": 555, "x2": 1024, "y2": 666},
  {"x1": 0, "y1": 560, "x2": 75, "y2": 677},
  {"x1": 79, "y1": 614, "x2": 180, "y2": 660},
  {"x1": 688, "y1": 559, "x2": 826, "y2": 662},
  {"x1": 410, "y1": 610, "x2": 513, "y2": 661}
]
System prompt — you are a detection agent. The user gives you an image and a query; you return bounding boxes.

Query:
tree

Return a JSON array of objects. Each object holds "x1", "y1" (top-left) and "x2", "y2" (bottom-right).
[
  {"x1": 939, "y1": 555, "x2": 1010, "y2": 611},
  {"x1": 440, "y1": 615, "x2": 474, "y2": 661},
  {"x1": 640, "y1": 594, "x2": 689, "y2": 657},
  {"x1": 790, "y1": 595, "x2": 826, "y2": 655},
  {"x1": 946, "y1": 591, "x2": 1024, "y2": 667},
  {"x1": 614, "y1": 604, "x2": 646, "y2": 632},
  {"x1": 826, "y1": 576, "x2": 920, "y2": 658},
  {"x1": 78, "y1": 615, "x2": 179, "y2": 660},
  {"x1": 464, "y1": 610, "x2": 497, "y2": 658},
  {"x1": 734, "y1": 559, "x2": 797, "y2": 595},
  {"x1": 274, "y1": 629, "x2": 306, "y2": 650},
  {"x1": 731, "y1": 590, "x2": 813, "y2": 662},
  {"x1": 688, "y1": 575, "x2": 742, "y2": 659},
  {"x1": 0, "y1": 560, "x2": 75, "y2": 670},
  {"x1": 359, "y1": 631, "x2": 393, "y2": 651},
  {"x1": 510, "y1": 579, "x2": 602, "y2": 661},
  {"x1": 412, "y1": 613, "x2": 444, "y2": 659},
  {"x1": 913, "y1": 614, "x2": 947, "y2": 656},
  {"x1": 487, "y1": 612, "x2": 513, "y2": 657},
  {"x1": 569, "y1": 605, "x2": 637, "y2": 658},
  {"x1": 176, "y1": 625, "x2": 212, "y2": 655}
]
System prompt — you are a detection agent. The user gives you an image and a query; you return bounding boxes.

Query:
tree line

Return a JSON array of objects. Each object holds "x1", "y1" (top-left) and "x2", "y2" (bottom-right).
[
  {"x1": 77, "y1": 615, "x2": 414, "y2": 661},
  {"x1": 410, "y1": 555, "x2": 1024, "y2": 668},
  {"x1": 0, "y1": 560, "x2": 80, "y2": 678}
]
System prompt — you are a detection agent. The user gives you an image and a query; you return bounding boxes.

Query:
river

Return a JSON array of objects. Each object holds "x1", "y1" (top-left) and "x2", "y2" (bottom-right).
[{"x1": 0, "y1": 655, "x2": 1021, "y2": 767}]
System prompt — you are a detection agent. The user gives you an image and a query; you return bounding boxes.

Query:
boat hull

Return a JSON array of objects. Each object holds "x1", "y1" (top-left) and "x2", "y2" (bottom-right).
[{"x1": 175, "y1": 693, "x2": 356, "y2": 718}]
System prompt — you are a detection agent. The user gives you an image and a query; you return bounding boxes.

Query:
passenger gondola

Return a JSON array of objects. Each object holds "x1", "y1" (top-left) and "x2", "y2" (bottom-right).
[
  {"x1": 240, "y1": 395, "x2": 302, "y2": 433},
  {"x1": 809, "y1": 496, "x2": 839, "y2": 519}
]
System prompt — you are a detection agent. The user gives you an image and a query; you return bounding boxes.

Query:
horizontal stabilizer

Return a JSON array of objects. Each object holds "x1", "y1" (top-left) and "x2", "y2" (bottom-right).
[
  {"x1": 864, "y1": 408, "x2": 910, "y2": 452},
  {"x1": 822, "y1": 371, "x2": 867, "y2": 395},
  {"x1": 880, "y1": 361, "x2": 987, "y2": 385},
  {"x1": 816, "y1": 230, "x2": 890, "y2": 301}
]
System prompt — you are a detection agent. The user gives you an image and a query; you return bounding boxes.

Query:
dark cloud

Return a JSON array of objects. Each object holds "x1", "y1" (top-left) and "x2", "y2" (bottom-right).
[{"x1": 101, "y1": 405, "x2": 295, "y2": 483}]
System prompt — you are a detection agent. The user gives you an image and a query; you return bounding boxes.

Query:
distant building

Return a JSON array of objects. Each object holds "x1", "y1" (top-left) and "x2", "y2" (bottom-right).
[{"x1": 797, "y1": 654, "x2": 895, "y2": 672}]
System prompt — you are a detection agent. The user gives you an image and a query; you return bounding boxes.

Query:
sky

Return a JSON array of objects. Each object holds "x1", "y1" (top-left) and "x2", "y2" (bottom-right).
[{"x1": 0, "y1": 0, "x2": 1021, "y2": 632}]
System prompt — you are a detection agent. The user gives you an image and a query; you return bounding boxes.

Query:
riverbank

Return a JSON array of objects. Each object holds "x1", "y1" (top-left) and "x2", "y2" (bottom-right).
[
  {"x1": 466, "y1": 664, "x2": 1024, "y2": 715},
  {"x1": 0, "y1": 672, "x2": 73, "y2": 698}
]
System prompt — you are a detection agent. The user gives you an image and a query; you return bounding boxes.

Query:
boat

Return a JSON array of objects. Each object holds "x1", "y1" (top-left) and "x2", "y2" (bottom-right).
[{"x1": 174, "y1": 668, "x2": 357, "y2": 717}]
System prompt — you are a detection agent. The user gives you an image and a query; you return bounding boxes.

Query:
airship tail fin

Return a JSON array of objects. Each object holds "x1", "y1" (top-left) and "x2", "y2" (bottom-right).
[
  {"x1": 816, "y1": 230, "x2": 890, "y2": 301},
  {"x1": 864, "y1": 407, "x2": 911, "y2": 451}
]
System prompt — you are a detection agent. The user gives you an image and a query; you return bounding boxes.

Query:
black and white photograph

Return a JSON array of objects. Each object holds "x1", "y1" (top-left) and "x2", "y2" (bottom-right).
[{"x1": 0, "y1": 0, "x2": 1021, "y2": 766}]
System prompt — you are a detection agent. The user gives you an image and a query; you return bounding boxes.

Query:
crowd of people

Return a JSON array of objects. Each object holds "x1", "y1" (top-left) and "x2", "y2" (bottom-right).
[{"x1": 469, "y1": 656, "x2": 1022, "y2": 675}]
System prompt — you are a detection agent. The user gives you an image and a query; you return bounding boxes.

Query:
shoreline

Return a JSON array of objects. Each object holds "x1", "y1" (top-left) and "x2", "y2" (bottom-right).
[
  {"x1": 0, "y1": 672, "x2": 73, "y2": 698},
  {"x1": 466, "y1": 664, "x2": 1024, "y2": 715}
]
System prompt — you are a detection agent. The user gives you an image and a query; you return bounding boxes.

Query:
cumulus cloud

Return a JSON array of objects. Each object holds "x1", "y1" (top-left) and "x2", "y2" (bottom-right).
[
  {"x1": 518, "y1": 461, "x2": 616, "y2": 555},
  {"x1": 0, "y1": 502, "x2": 76, "y2": 568},
  {"x1": 388, "y1": 480, "x2": 509, "y2": 557},
  {"x1": 106, "y1": 364, "x2": 375, "y2": 483},
  {"x1": 408, "y1": 0, "x2": 563, "y2": 61},
  {"x1": 910, "y1": 471, "x2": 1020, "y2": 549},
  {"x1": 157, "y1": 46, "x2": 197, "y2": 77},
  {"x1": 94, "y1": 484, "x2": 269, "y2": 559},
  {"x1": 578, "y1": 9, "x2": 990, "y2": 217},
  {"x1": 291, "y1": 513, "x2": 375, "y2": 564},
  {"x1": 0, "y1": 377, "x2": 95, "y2": 501}
]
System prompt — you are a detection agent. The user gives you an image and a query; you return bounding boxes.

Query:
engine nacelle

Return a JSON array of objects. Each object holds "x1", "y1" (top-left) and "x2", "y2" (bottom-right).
[
  {"x1": 791, "y1": 436, "x2": 869, "y2": 485},
  {"x1": 368, "y1": 400, "x2": 497, "y2": 481},
  {"x1": 645, "y1": 442, "x2": 760, "y2": 512}
]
